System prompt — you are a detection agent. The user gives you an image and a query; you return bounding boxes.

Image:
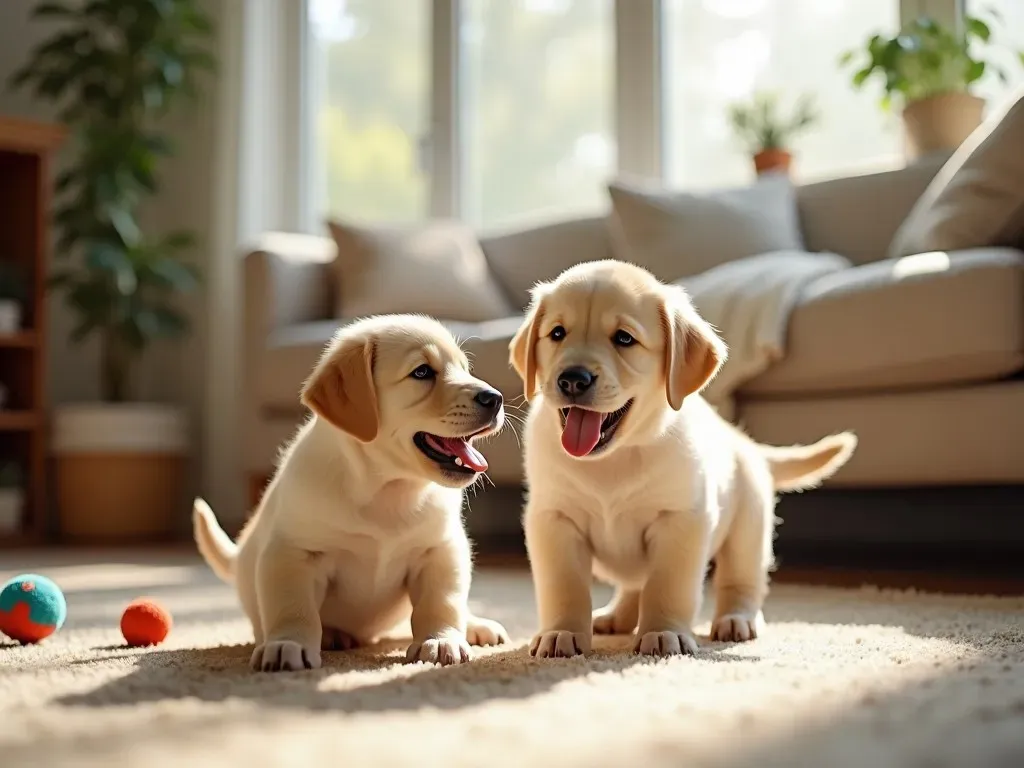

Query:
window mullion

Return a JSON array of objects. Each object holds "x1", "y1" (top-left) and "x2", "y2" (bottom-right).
[
  {"x1": 430, "y1": 0, "x2": 460, "y2": 219},
  {"x1": 615, "y1": 0, "x2": 662, "y2": 181}
]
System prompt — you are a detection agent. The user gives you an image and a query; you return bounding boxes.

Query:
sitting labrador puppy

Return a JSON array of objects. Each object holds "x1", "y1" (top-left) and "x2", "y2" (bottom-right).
[
  {"x1": 194, "y1": 314, "x2": 509, "y2": 672},
  {"x1": 510, "y1": 261, "x2": 857, "y2": 658}
]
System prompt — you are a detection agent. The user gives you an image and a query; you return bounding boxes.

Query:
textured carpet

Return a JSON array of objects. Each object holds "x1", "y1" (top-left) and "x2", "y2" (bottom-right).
[{"x1": 1, "y1": 551, "x2": 1023, "y2": 768}]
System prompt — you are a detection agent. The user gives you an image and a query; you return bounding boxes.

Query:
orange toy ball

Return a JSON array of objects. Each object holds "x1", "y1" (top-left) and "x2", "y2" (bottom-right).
[{"x1": 120, "y1": 598, "x2": 172, "y2": 647}]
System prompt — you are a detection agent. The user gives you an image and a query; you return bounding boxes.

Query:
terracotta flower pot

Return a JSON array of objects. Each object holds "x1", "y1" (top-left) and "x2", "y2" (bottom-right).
[
  {"x1": 753, "y1": 148, "x2": 792, "y2": 176},
  {"x1": 902, "y1": 92, "x2": 985, "y2": 159}
]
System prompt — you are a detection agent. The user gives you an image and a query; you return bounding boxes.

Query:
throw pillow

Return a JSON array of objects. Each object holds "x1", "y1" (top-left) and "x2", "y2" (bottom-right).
[
  {"x1": 889, "y1": 88, "x2": 1024, "y2": 258},
  {"x1": 606, "y1": 173, "x2": 805, "y2": 282},
  {"x1": 326, "y1": 218, "x2": 515, "y2": 323}
]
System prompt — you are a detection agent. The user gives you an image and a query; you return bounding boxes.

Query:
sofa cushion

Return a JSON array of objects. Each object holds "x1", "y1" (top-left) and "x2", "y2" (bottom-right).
[
  {"x1": 796, "y1": 156, "x2": 946, "y2": 266},
  {"x1": 327, "y1": 218, "x2": 515, "y2": 322},
  {"x1": 480, "y1": 216, "x2": 612, "y2": 310},
  {"x1": 742, "y1": 248, "x2": 1024, "y2": 396},
  {"x1": 607, "y1": 173, "x2": 804, "y2": 281},
  {"x1": 890, "y1": 89, "x2": 1024, "y2": 259}
]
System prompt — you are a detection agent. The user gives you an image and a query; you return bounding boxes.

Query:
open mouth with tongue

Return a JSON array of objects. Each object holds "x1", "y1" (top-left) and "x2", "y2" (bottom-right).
[
  {"x1": 414, "y1": 431, "x2": 489, "y2": 476},
  {"x1": 559, "y1": 400, "x2": 633, "y2": 458}
]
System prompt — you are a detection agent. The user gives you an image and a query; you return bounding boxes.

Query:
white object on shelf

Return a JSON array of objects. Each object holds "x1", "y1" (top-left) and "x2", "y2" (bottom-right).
[
  {"x1": 0, "y1": 487, "x2": 23, "y2": 533},
  {"x1": 0, "y1": 300, "x2": 20, "y2": 333}
]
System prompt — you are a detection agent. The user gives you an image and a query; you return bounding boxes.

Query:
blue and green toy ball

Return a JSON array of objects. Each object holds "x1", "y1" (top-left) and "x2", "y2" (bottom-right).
[{"x1": 0, "y1": 573, "x2": 67, "y2": 644}]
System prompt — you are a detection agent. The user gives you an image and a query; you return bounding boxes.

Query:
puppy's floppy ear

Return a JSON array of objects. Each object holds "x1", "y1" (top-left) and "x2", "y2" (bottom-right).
[
  {"x1": 302, "y1": 333, "x2": 379, "y2": 442},
  {"x1": 509, "y1": 284, "x2": 549, "y2": 401},
  {"x1": 659, "y1": 287, "x2": 727, "y2": 410}
]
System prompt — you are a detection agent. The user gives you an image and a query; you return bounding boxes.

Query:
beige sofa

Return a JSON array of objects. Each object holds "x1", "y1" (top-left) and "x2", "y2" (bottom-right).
[{"x1": 242, "y1": 155, "x2": 1024, "y2": 505}]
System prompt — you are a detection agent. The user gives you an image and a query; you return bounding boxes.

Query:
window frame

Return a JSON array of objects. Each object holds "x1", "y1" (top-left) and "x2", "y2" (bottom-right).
[{"x1": 294, "y1": 0, "x2": 961, "y2": 232}]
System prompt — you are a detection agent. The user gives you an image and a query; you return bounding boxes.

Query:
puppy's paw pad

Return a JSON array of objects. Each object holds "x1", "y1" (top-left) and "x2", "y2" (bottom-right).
[
  {"x1": 592, "y1": 608, "x2": 636, "y2": 635},
  {"x1": 321, "y1": 626, "x2": 360, "y2": 651},
  {"x1": 466, "y1": 617, "x2": 509, "y2": 647},
  {"x1": 406, "y1": 636, "x2": 471, "y2": 666},
  {"x1": 633, "y1": 630, "x2": 698, "y2": 657},
  {"x1": 529, "y1": 630, "x2": 590, "y2": 658},
  {"x1": 710, "y1": 613, "x2": 762, "y2": 643},
  {"x1": 251, "y1": 640, "x2": 321, "y2": 672}
]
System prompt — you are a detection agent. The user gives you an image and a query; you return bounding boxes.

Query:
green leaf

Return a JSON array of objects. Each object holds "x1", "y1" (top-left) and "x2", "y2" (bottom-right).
[
  {"x1": 106, "y1": 206, "x2": 141, "y2": 247},
  {"x1": 146, "y1": 259, "x2": 199, "y2": 292},
  {"x1": 1018, "y1": 51, "x2": 1024, "y2": 68},
  {"x1": 838, "y1": 50, "x2": 855, "y2": 67},
  {"x1": 852, "y1": 67, "x2": 873, "y2": 88},
  {"x1": 32, "y1": 2, "x2": 75, "y2": 18},
  {"x1": 966, "y1": 60, "x2": 986, "y2": 83},
  {"x1": 966, "y1": 17, "x2": 991, "y2": 42}
]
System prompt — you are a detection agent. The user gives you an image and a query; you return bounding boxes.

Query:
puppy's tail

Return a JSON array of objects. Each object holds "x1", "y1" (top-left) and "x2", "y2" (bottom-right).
[
  {"x1": 760, "y1": 432, "x2": 858, "y2": 492},
  {"x1": 192, "y1": 497, "x2": 237, "y2": 583}
]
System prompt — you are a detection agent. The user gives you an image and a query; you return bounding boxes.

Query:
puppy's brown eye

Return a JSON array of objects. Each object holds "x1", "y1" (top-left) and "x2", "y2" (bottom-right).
[
  {"x1": 549, "y1": 325, "x2": 566, "y2": 342},
  {"x1": 410, "y1": 364, "x2": 435, "y2": 380},
  {"x1": 613, "y1": 330, "x2": 636, "y2": 347}
]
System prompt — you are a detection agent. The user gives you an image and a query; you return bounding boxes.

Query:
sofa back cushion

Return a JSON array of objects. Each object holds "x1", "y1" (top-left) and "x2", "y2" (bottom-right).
[
  {"x1": 606, "y1": 174, "x2": 805, "y2": 281},
  {"x1": 796, "y1": 155, "x2": 947, "y2": 265},
  {"x1": 889, "y1": 88, "x2": 1024, "y2": 258},
  {"x1": 327, "y1": 217, "x2": 515, "y2": 322},
  {"x1": 479, "y1": 215, "x2": 613, "y2": 310}
]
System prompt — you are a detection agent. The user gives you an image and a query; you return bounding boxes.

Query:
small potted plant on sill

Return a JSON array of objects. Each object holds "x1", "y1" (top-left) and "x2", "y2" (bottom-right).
[
  {"x1": 0, "y1": 461, "x2": 24, "y2": 534},
  {"x1": 0, "y1": 262, "x2": 27, "y2": 334},
  {"x1": 727, "y1": 91, "x2": 820, "y2": 178},
  {"x1": 9, "y1": 0, "x2": 215, "y2": 542},
  {"x1": 840, "y1": 13, "x2": 1024, "y2": 159}
]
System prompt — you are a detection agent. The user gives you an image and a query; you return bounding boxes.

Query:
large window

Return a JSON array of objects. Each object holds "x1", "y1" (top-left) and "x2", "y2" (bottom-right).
[
  {"x1": 302, "y1": 0, "x2": 989, "y2": 230},
  {"x1": 309, "y1": 0, "x2": 429, "y2": 224},
  {"x1": 663, "y1": 0, "x2": 902, "y2": 189},
  {"x1": 461, "y1": 0, "x2": 614, "y2": 228}
]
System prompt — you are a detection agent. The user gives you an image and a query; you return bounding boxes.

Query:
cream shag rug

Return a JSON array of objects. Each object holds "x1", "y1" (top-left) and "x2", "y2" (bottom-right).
[{"x1": 1, "y1": 551, "x2": 1023, "y2": 768}]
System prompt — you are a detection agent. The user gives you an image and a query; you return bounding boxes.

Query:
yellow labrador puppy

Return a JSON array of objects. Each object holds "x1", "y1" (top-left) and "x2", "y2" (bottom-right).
[
  {"x1": 194, "y1": 314, "x2": 509, "y2": 672},
  {"x1": 510, "y1": 261, "x2": 856, "y2": 658}
]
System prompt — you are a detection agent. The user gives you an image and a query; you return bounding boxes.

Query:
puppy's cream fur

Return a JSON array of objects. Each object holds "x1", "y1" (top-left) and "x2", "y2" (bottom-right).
[
  {"x1": 510, "y1": 261, "x2": 856, "y2": 658},
  {"x1": 194, "y1": 314, "x2": 508, "y2": 672}
]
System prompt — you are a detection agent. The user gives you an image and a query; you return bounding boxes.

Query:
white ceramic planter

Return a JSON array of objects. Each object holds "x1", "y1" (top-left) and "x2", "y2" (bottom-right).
[
  {"x1": 0, "y1": 487, "x2": 23, "y2": 533},
  {"x1": 0, "y1": 300, "x2": 21, "y2": 334},
  {"x1": 52, "y1": 403, "x2": 189, "y2": 542}
]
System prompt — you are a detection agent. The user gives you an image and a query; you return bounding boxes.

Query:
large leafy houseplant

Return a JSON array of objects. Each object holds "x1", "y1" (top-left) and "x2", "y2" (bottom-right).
[
  {"x1": 840, "y1": 13, "x2": 1024, "y2": 112},
  {"x1": 727, "y1": 90, "x2": 819, "y2": 176},
  {"x1": 9, "y1": 0, "x2": 215, "y2": 402}
]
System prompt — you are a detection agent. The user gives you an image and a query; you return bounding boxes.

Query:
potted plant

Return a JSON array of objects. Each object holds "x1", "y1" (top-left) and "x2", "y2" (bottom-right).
[
  {"x1": 0, "y1": 462, "x2": 24, "y2": 534},
  {"x1": 9, "y1": 0, "x2": 214, "y2": 542},
  {"x1": 727, "y1": 91, "x2": 820, "y2": 177},
  {"x1": 0, "y1": 262, "x2": 27, "y2": 334},
  {"x1": 841, "y1": 13, "x2": 1024, "y2": 158}
]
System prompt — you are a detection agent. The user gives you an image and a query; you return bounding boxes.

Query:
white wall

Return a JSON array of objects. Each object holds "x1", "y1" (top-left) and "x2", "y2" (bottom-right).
[{"x1": 0, "y1": 0, "x2": 222, "y2": 532}]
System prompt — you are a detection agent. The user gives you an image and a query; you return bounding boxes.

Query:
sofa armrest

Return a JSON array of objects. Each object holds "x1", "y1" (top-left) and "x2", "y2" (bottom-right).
[{"x1": 243, "y1": 232, "x2": 334, "y2": 412}]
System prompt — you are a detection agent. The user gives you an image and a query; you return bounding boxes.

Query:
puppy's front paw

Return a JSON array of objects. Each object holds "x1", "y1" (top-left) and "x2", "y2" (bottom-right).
[
  {"x1": 633, "y1": 630, "x2": 698, "y2": 657},
  {"x1": 710, "y1": 611, "x2": 763, "y2": 643},
  {"x1": 406, "y1": 635, "x2": 471, "y2": 666},
  {"x1": 592, "y1": 606, "x2": 637, "y2": 635},
  {"x1": 466, "y1": 616, "x2": 509, "y2": 647},
  {"x1": 529, "y1": 630, "x2": 591, "y2": 658},
  {"x1": 251, "y1": 640, "x2": 321, "y2": 672}
]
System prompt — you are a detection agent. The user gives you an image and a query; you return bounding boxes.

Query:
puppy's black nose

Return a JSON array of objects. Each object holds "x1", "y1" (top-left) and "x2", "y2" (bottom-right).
[
  {"x1": 474, "y1": 388, "x2": 503, "y2": 413},
  {"x1": 557, "y1": 366, "x2": 595, "y2": 397}
]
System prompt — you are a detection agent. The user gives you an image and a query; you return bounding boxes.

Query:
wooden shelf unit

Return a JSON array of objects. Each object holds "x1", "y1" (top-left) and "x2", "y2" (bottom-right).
[{"x1": 0, "y1": 116, "x2": 65, "y2": 546}]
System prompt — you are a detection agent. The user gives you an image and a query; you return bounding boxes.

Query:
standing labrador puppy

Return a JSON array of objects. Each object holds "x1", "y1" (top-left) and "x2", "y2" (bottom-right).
[
  {"x1": 510, "y1": 261, "x2": 856, "y2": 658},
  {"x1": 194, "y1": 314, "x2": 509, "y2": 671}
]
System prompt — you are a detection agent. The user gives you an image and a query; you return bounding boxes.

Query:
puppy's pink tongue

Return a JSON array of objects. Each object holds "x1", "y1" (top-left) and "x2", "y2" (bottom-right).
[
  {"x1": 561, "y1": 407, "x2": 603, "y2": 457},
  {"x1": 427, "y1": 435, "x2": 489, "y2": 472}
]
